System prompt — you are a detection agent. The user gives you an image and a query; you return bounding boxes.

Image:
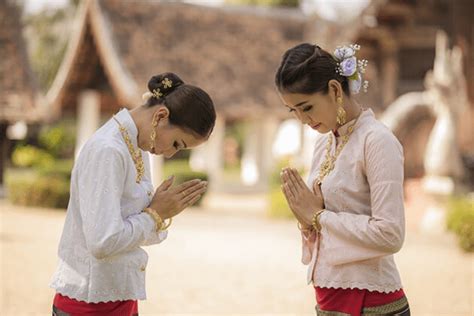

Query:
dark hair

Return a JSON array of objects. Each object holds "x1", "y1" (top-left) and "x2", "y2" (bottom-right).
[
  {"x1": 275, "y1": 43, "x2": 350, "y2": 96},
  {"x1": 145, "y1": 72, "x2": 216, "y2": 138}
]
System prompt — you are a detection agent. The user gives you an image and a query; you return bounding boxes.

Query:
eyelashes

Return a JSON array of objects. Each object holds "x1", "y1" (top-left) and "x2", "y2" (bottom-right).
[{"x1": 288, "y1": 106, "x2": 313, "y2": 113}]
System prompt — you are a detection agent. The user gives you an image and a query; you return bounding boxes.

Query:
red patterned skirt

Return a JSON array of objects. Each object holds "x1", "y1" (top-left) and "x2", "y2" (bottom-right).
[
  {"x1": 315, "y1": 287, "x2": 410, "y2": 315},
  {"x1": 52, "y1": 293, "x2": 138, "y2": 316}
]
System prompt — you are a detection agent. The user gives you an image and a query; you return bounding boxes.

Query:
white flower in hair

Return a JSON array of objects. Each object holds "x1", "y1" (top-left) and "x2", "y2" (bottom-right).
[
  {"x1": 142, "y1": 91, "x2": 153, "y2": 101},
  {"x1": 334, "y1": 43, "x2": 368, "y2": 94},
  {"x1": 339, "y1": 56, "x2": 357, "y2": 77},
  {"x1": 334, "y1": 46, "x2": 355, "y2": 60},
  {"x1": 349, "y1": 72, "x2": 362, "y2": 94}
]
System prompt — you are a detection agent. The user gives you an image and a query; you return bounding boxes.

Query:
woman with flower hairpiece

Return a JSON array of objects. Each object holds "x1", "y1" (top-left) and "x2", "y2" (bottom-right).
[
  {"x1": 275, "y1": 44, "x2": 410, "y2": 315},
  {"x1": 49, "y1": 72, "x2": 216, "y2": 315}
]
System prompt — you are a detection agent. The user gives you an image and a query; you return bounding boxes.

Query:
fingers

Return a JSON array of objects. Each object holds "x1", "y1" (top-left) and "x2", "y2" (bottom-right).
[
  {"x1": 181, "y1": 183, "x2": 207, "y2": 203},
  {"x1": 178, "y1": 181, "x2": 207, "y2": 201},
  {"x1": 184, "y1": 193, "x2": 203, "y2": 208},
  {"x1": 282, "y1": 182, "x2": 295, "y2": 202},
  {"x1": 157, "y1": 175, "x2": 174, "y2": 192},
  {"x1": 313, "y1": 181, "x2": 322, "y2": 195},
  {"x1": 284, "y1": 168, "x2": 306, "y2": 192},
  {"x1": 170, "y1": 179, "x2": 203, "y2": 194},
  {"x1": 282, "y1": 183, "x2": 301, "y2": 220},
  {"x1": 290, "y1": 168, "x2": 308, "y2": 190}
]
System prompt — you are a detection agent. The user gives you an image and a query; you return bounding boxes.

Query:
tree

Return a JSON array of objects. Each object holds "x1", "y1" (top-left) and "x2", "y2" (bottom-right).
[{"x1": 22, "y1": 1, "x2": 78, "y2": 92}]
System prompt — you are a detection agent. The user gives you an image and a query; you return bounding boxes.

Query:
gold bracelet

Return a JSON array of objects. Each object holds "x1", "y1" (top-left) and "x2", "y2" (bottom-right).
[
  {"x1": 161, "y1": 217, "x2": 172, "y2": 230},
  {"x1": 311, "y1": 210, "x2": 325, "y2": 232},
  {"x1": 297, "y1": 222, "x2": 312, "y2": 232},
  {"x1": 143, "y1": 207, "x2": 172, "y2": 231}
]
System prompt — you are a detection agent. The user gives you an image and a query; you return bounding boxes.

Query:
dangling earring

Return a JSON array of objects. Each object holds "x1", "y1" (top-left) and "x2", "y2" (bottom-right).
[
  {"x1": 336, "y1": 97, "x2": 346, "y2": 125},
  {"x1": 149, "y1": 115, "x2": 158, "y2": 152}
]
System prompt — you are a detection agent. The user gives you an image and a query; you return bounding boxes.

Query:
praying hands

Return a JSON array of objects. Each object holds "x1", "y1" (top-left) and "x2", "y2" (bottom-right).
[{"x1": 280, "y1": 168, "x2": 325, "y2": 229}]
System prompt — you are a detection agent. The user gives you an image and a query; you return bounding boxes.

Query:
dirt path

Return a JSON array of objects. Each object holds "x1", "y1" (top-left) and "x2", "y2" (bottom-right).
[{"x1": 1, "y1": 198, "x2": 472, "y2": 315}]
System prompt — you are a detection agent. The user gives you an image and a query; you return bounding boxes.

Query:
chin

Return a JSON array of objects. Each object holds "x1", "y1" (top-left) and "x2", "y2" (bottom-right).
[{"x1": 317, "y1": 126, "x2": 331, "y2": 133}]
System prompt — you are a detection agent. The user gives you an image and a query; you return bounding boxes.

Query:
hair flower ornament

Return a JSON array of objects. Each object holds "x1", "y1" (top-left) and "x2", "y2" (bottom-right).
[{"x1": 334, "y1": 44, "x2": 369, "y2": 94}]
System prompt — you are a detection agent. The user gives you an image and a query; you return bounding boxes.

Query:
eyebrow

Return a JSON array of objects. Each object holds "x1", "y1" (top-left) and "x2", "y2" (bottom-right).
[
  {"x1": 182, "y1": 140, "x2": 187, "y2": 149},
  {"x1": 286, "y1": 100, "x2": 309, "y2": 108}
]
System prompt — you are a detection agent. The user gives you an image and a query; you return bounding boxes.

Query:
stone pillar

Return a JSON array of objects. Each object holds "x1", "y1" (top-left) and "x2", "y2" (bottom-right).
[
  {"x1": 194, "y1": 116, "x2": 225, "y2": 190},
  {"x1": 259, "y1": 117, "x2": 279, "y2": 187},
  {"x1": 75, "y1": 90, "x2": 101, "y2": 158},
  {"x1": 241, "y1": 121, "x2": 259, "y2": 186},
  {"x1": 241, "y1": 118, "x2": 279, "y2": 188}
]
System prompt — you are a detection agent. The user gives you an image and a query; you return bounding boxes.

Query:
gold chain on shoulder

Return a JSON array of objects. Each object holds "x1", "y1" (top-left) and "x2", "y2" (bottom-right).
[
  {"x1": 113, "y1": 116, "x2": 144, "y2": 183},
  {"x1": 315, "y1": 112, "x2": 362, "y2": 185}
]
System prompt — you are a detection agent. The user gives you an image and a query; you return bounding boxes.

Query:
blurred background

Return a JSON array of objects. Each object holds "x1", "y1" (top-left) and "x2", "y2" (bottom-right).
[{"x1": 0, "y1": 0, "x2": 473, "y2": 315}]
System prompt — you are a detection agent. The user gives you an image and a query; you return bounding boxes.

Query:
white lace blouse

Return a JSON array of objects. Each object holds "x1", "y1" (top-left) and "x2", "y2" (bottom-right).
[
  {"x1": 49, "y1": 109, "x2": 168, "y2": 303},
  {"x1": 302, "y1": 109, "x2": 405, "y2": 293}
]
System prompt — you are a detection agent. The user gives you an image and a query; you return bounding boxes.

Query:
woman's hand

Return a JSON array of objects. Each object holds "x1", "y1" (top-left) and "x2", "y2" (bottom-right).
[
  {"x1": 149, "y1": 176, "x2": 208, "y2": 219},
  {"x1": 280, "y1": 168, "x2": 324, "y2": 227}
]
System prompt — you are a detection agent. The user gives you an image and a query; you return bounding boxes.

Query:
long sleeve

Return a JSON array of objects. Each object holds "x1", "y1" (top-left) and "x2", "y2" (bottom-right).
[
  {"x1": 78, "y1": 145, "x2": 166, "y2": 259},
  {"x1": 319, "y1": 130, "x2": 405, "y2": 266}
]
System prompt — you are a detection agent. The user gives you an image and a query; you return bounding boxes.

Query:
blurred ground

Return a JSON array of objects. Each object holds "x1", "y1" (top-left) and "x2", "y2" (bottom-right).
[{"x1": 0, "y1": 180, "x2": 472, "y2": 315}]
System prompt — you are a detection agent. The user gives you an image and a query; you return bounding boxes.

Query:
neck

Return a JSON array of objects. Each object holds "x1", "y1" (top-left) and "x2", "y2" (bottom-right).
[
  {"x1": 343, "y1": 98, "x2": 362, "y2": 123},
  {"x1": 129, "y1": 106, "x2": 152, "y2": 151},
  {"x1": 334, "y1": 98, "x2": 361, "y2": 132}
]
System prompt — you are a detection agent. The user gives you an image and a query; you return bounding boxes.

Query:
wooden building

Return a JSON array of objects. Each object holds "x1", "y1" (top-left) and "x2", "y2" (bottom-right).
[
  {"x1": 46, "y1": 0, "x2": 473, "y2": 189},
  {"x1": 46, "y1": 0, "x2": 306, "y2": 189},
  {"x1": 0, "y1": 0, "x2": 43, "y2": 187}
]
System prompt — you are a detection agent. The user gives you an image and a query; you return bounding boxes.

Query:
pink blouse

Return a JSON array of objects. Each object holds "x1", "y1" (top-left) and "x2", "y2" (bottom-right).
[{"x1": 302, "y1": 109, "x2": 405, "y2": 293}]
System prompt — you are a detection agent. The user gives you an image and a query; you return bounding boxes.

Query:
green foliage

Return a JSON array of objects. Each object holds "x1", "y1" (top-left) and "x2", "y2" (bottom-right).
[
  {"x1": 38, "y1": 123, "x2": 76, "y2": 158},
  {"x1": 6, "y1": 169, "x2": 70, "y2": 209},
  {"x1": 12, "y1": 120, "x2": 75, "y2": 175},
  {"x1": 11, "y1": 145, "x2": 55, "y2": 169},
  {"x1": 37, "y1": 159, "x2": 73, "y2": 179},
  {"x1": 227, "y1": 0, "x2": 299, "y2": 6},
  {"x1": 269, "y1": 186, "x2": 294, "y2": 218},
  {"x1": 447, "y1": 197, "x2": 474, "y2": 252},
  {"x1": 164, "y1": 159, "x2": 208, "y2": 206}
]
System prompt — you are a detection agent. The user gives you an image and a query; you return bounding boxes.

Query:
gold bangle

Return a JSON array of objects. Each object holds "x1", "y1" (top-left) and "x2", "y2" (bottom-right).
[
  {"x1": 162, "y1": 217, "x2": 172, "y2": 230},
  {"x1": 311, "y1": 210, "x2": 325, "y2": 232},
  {"x1": 143, "y1": 207, "x2": 171, "y2": 232},
  {"x1": 297, "y1": 222, "x2": 312, "y2": 232}
]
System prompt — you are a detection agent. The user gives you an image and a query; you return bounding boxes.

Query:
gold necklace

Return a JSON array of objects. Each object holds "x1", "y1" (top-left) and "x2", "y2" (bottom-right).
[
  {"x1": 113, "y1": 116, "x2": 144, "y2": 183},
  {"x1": 315, "y1": 112, "x2": 362, "y2": 185}
]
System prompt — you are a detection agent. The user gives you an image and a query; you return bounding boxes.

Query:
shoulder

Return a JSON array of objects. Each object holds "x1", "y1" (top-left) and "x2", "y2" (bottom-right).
[
  {"x1": 79, "y1": 135, "x2": 127, "y2": 168},
  {"x1": 362, "y1": 113, "x2": 403, "y2": 156}
]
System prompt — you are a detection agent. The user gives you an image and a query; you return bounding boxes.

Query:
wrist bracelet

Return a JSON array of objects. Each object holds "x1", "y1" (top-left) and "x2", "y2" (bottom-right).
[
  {"x1": 297, "y1": 221, "x2": 312, "y2": 232},
  {"x1": 311, "y1": 210, "x2": 325, "y2": 232},
  {"x1": 143, "y1": 207, "x2": 172, "y2": 232}
]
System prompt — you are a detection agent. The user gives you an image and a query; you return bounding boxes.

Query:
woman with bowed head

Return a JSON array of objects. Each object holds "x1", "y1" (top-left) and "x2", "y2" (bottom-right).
[
  {"x1": 50, "y1": 72, "x2": 216, "y2": 315},
  {"x1": 275, "y1": 43, "x2": 410, "y2": 315}
]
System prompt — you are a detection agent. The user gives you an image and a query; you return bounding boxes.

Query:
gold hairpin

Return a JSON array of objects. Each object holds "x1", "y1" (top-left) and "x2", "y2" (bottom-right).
[
  {"x1": 152, "y1": 88, "x2": 163, "y2": 98},
  {"x1": 162, "y1": 78, "x2": 172, "y2": 88}
]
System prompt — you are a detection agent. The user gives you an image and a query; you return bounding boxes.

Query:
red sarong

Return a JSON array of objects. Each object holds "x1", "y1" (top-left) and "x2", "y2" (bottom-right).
[
  {"x1": 315, "y1": 287, "x2": 406, "y2": 315},
  {"x1": 53, "y1": 293, "x2": 138, "y2": 316}
]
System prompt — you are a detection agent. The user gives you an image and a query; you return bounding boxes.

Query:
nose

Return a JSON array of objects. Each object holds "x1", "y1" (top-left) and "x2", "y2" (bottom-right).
[
  {"x1": 165, "y1": 148, "x2": 179, "y2": 159},
  {"x1": 300, "y1": 112, "x2": 311, "y2": 125}
]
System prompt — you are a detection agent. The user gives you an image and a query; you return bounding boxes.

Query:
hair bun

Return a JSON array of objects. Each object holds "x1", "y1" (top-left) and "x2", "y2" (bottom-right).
[{"x1": 147, "y1": 72, "x2": 184, "y2": 99}]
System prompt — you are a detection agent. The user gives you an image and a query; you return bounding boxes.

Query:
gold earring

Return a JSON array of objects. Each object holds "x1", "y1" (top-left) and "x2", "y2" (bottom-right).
[
  {"x1": 149, "y1": 116, "x2": 158, "y2": 151},
  {"x1": 336, "y1": 97, "x2": 346, "y2": 125}
]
